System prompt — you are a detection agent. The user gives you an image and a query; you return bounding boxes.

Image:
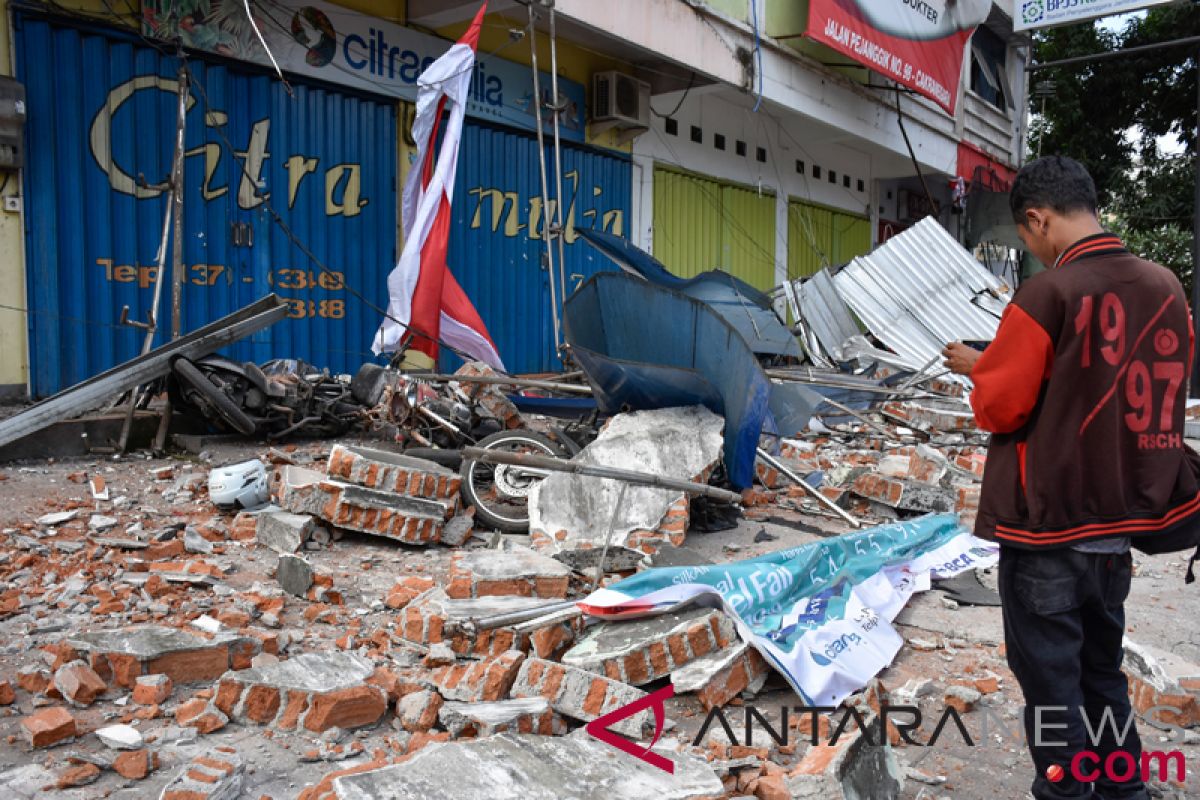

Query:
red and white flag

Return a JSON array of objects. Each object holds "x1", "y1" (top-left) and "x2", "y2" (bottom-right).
[{"x1": 372, "y1": 2, "x2": 505, "y2": 371}]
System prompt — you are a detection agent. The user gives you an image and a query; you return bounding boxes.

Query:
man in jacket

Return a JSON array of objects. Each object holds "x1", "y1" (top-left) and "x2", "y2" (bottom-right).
[{"x1": 942, "y1": 155, "x2": 1196, "y2": 800}]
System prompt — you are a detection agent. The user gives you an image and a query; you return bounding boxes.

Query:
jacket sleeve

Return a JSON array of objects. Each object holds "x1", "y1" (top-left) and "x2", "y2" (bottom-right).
[{"x1": 969, "y1": 303, "x2": 1055, "y2": 434}]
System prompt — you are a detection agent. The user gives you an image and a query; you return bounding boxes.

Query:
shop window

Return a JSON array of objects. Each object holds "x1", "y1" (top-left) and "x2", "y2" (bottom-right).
[{"x1": 970, "y1": 26, "x2": 1011, "y2": 111}]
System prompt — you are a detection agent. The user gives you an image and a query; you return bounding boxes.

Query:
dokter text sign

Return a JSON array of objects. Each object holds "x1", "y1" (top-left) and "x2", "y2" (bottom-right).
[{"x1": 805, "y1": 0, "x2": 992, "y2": 114}]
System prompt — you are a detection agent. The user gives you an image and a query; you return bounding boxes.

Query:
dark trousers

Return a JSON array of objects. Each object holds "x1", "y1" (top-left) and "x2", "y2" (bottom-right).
[{"x1": 999, "y1": 547, "x2": 1149, "y2": 800}]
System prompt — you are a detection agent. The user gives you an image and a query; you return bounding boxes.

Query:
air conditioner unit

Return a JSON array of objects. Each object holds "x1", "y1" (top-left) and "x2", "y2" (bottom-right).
[{"x1": 592, "y1": 71, "x2": 650, "y2": 136}]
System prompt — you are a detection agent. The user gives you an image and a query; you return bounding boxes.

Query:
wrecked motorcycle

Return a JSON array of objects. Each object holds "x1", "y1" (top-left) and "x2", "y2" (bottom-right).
[
  {"x1": 386, "y1": 373, "x2": 587, "y2": 532},
  {"x1": 169, "y1": 355, "x2": 378, "y2": 439}
]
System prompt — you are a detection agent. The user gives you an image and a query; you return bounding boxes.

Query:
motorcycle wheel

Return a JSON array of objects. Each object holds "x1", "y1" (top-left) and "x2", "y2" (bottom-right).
[
  {"x1": 460, "y1": 429, "x2": 567, "y2": 533},
  {"x1": 172, "y1": 358, "x2": 258, "y2": 436}
]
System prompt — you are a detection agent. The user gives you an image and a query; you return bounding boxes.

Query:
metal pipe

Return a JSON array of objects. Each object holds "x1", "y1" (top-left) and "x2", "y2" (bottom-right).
[
  {"x1": 421, "y1": 373, "x2": 594, "y2": 394},
  {"x1": 465, "y1": 599, "x2": 578, "y2": 633},
  {"x1": 512, "y1": 605, "x2": 582, "y2": 635},
  {"x1": 461, "y1": 446, "x2": 744, "y2": 504},
  {"x1": 816, "y1": 397, "x2": 898, "y2": 440},
  {"x1": 170, "y1": 65, "x2": 189, "y2": 341},
  {"x1": 525, "y1": 2, "x2": 562, "y2": 355},
  {"x1": 547, "y1": 4, "x2": 570, "y2": 328},
  {"x1": 756, "y1": 447, "x2": 861, "y2": 528},
  {"x1": 590, "y1": 481, "x2": 628, "y2": 595},
  {"x1": 1029, "y1": 34, "x2": 1200, "y2": 72}
]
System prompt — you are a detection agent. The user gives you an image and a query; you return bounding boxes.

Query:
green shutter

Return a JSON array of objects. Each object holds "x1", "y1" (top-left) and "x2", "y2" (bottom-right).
[
  {"x1": 788, "y1": 199, "x2": 871, "y2": 279},
  {"x1": 652, "y1": 167, "x2": 776, "y2": 290}
]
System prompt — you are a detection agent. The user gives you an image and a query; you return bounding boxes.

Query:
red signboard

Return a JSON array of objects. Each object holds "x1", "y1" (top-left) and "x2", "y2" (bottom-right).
[{"x1": 805, "y1": 0, "x2": 990, "y2": 114}]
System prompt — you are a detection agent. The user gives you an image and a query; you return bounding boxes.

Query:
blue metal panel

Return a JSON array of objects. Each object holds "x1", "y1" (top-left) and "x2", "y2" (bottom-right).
[
  {"x1": 15, "y1": 13, "x2": 396, "y2": 397},
  {"x1": 445, "y1": 122, "x2": 631, "y2": 375}
]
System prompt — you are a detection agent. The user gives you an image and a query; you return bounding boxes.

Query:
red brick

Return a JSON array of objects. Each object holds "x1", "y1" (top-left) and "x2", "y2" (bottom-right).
[
  {"x1": 54, "y1": 662, "x2": 107, "y2": 706},
  {"x1": 21, "y1": 706, "x2": 76, "y2": 748},
  {"x1": 303, "y1": 686, "x2": 387, "y2": 732}
]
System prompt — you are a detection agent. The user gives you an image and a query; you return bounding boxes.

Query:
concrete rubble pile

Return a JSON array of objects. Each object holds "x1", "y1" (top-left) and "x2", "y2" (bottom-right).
[{"x1": 0, "y1": 389, "x2": 1197, "y2": 800}]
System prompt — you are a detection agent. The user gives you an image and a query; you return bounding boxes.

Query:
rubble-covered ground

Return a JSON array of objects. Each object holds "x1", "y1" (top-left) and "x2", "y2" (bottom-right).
[{"x1": 1, "y1": 400, "x2": 1199, "y2": 799}]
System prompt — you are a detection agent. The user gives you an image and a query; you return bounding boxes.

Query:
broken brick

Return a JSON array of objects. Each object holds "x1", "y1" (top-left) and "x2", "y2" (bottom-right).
[
  {"x1": 21, "y1": 706, "x2": 77, "y2": 748},
  {"x1": 53, "y1": 660, "x2": 108, "y2": 707},
  {"x1": 431, "y1": 650, "x2": 525, "y2": 703}
]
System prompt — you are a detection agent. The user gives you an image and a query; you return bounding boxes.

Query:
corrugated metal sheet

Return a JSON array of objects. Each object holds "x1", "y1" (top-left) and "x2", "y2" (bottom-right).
[
  {"x1": 653, "y1": 167, "x2": 775, "y2": 290},
  {"x1": 831, "y1": 216, "x2": 1011, "y2": 380},
  {"x1": 16, "y1": 13, "x2": 396, "y2": 396},
  {"x1": 445, "y1": 123, "x2": 631, "y2": 375},
  {"x1": 787, "y1": 199, "x2": 871, "y2": 280},
  {"x1": 796, "y1": 268, "x2": 861, "y2": 359}
]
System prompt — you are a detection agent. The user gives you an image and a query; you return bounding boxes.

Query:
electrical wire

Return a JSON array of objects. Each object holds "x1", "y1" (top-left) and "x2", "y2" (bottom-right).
[
  {"x1": 650, "y1": 71, "x2": 696, "y2": 119},
  {"x1": 243, "y1": 0, "x2": 293, "y2": 95}
]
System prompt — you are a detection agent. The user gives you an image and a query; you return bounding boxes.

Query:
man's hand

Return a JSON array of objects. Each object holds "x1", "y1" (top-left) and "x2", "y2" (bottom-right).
[{"x1": 942, "y1": 342, "x2": 981, "y2": 376}]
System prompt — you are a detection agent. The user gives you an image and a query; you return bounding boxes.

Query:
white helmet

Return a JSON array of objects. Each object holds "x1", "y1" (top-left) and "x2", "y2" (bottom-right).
[{"x1": 209, "y1": 459, "x2": 269, "y2": 509}]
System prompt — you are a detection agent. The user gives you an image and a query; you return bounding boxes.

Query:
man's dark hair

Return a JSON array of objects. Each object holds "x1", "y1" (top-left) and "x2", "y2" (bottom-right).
[{"x1": 1009, "y1": 155, "x2": 1098, "y2": 224}]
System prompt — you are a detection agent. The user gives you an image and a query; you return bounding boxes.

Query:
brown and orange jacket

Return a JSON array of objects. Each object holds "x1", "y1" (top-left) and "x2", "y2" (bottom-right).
[{"x1": 971, "y1": 233, "x2": 1200, "y2": 549}]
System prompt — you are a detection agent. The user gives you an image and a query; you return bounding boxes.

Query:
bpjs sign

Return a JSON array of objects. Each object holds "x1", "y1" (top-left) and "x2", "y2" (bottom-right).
[
  {"x1": 1015, "y1": 0, "x2": 1175, "y2": 32},
  {"x1": 587, "y1": 684, "x2": 1191, "y2": 788}
]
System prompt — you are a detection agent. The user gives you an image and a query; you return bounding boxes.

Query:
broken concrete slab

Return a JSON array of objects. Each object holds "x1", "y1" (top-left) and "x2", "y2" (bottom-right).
[
  {"x1": 94, "y1": 723, "x2": 142, "y2": 751},
  {"x1": 277, "y1": 554, "x2": 315, "y2": 597},
  {"x1": 437, "y1": 697, "x2": 567, "y2": 737},
  {"x1": 446, "y1": 547, "x2": 571, "y2": 599},
  {"x1": 1123, "y1": 638, "x2": 1200, "y2": 728},
  {"x1": 561, "y1": 607, "x2": 737, "y2": 686},
  {"x1": 256, "y1": 511, "x2": 315, "y2": 554},
  {"x1": 529, "y1": 406, "x2": 724, "y2": 555},
  {"x1": 36, "y1": 510, "x2": 78, "y2": 527},
  {"x1": 326, "y1": 444, "x2": 461, "y2": 500},
  {"x1": 398, "y1": 589, "x2": 549, "y2": 657},
  {"x1": 509, "y1": 657, "x2": 653, "y2": 738},
  {"x1": 302, "y1": 477, "x2": 453, "y2": 545},
  {"x1": 157, "y1": 746, "x2": 244, "y2": 800},
  {"x1": 213, "y1": 652, "x2": 387, "y2": 732},
  {"x1": 671, "y1": 641, "x2": 769, "y2": 709},
  {"x1": 66, "y1": 626, "x2": 259, "y2": 689},
  {"x1": 430, "y1": 649, "x2": 525, "y2": 702},
  {"x1": 331, "y1": 732, "x2": 723, "y2": 800},
  {"x1": 786, "y1": 730, "x2": 904, "y2": 800}
]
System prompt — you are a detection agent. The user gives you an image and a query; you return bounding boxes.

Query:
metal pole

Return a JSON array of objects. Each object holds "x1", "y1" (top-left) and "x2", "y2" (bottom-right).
[
  {"x1": 1029, "y1": 34, "x2": 1200, "y2": 72},
  {"x1": 422, "y1": 373, "x2": 594, "y2": 394},
  {"x1": 547, "y1": 4, "x2": 570, "y2": 336},
  {"x1": 460, "y1": 446, "x2": 745, "y2": 504},
  {"x1": 170, "y1": 65, "x2": 189, "y2": 340},
  {"x1": 526, "y1": 3, "x2": 563, "y2": 355},
  {"x1": 756, "y1": 447, "x2": 861, "y2": 527}
]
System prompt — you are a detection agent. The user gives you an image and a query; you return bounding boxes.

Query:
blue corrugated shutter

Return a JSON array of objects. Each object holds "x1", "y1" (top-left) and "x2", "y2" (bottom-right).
[
  {"x1": 446, "y1": 121, "x2": 631, "y2": 375},
  {"x1": 16, "y1": 13, "x2": 396, "y2": 397}
]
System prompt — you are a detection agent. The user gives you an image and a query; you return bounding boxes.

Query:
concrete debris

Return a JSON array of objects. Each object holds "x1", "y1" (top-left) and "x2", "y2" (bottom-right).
[
  {"x1": 447, "y1": 547, "x2": 571, "y2": 599},
  {"x1": 278, "y1": 553, "x2": 316, "y2": 597},
  {"x1": 66, "y1": 626, "x2": 260, "y2": 688},
  {"x1": 509, "y1": 657, "x2": 654, "y2": 738},
  {"x1": 529, "y1": 406, "x2": 724, "y2": 555},
  {"x1": 36, "y1": 510, "x2": 78, "y2": 527},
  {"x1": 561, "y1": 607, "x2": 737, "y2": 686},
  {"x1": 94, "y1": 723, "x2": 143, "y2": 750},
  {"x1": 256, "y1": 511, "x2": 316, "y2": 554},
  {"x1": 1123, "y1": 638, "x2": 1200, "y2": 727},
  {"x1": 158, "y1": 746, "x2": 244, "y2": 800},
  {"x1": 213, "y1": 652, "x2": 387, "y2": 732},
  {"x1": 671, "y1": 640, "x2": 770, "y2": 709},
  {"x1": 786, "y1": 729, "x2": 904, "y2": 800},
  {"x1": 437, "y1": 697, "x2": 567, "y2": 737},
  {"x1": 330, "y1": 732, "x2": 724, "y2": 800}
]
